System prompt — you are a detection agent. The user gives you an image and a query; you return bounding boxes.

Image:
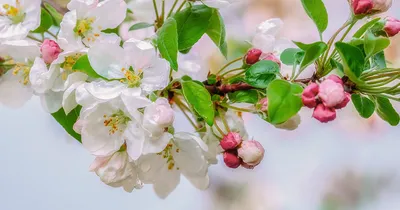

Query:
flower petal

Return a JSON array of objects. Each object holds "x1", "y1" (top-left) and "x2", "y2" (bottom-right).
[
  {"x1": 88, "y1": 42, "x2": 126, "y2": 79},
  {"x1": 88, "y1": 0, "x2": 127, "y2": 29},
  {"x1": 85, "y1": 80, "x2": 126, "y2": 100}
]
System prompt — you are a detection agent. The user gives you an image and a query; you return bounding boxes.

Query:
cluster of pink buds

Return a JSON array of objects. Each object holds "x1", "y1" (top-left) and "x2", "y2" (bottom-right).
[
  {"x1": 221, "y1": 132, "x2": 265, "y2": 169},
  {"x1": 302, "y1": 75, "x2": 351, "y2": 123},
  {"x1": 245, "y1": 48, "x2": 281, "y2": 66},
  {"x1": 352, "y1": 0, "x2": 392, "y2": 16}
]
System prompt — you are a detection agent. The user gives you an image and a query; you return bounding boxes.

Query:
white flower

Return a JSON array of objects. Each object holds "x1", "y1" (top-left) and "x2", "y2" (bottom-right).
[
  {"x1": 202, "y1": 110, "x2": 247, "y2": 164},
  {"x1": 138, "y1": 132, "x2": 209, "y2": 198},
  {"x1": 0, "y1": 40, "x2": 40, "y2": 107},
  {"x1": 252, "y1": 18, "x2": 285, "y2": 53},
  {"x1": 173, "y1": 53, "x2": 208, "y2": 81},
  {"x1": 85, "y1": 38, "x2": 169, "y2": 101},
  {"x1": 201, "y1": 0, "x2": 232, "y2": 9},
  {"x1": 89, "y1": 150, "x2": 143, "y2": 192},
  {"x1": 58, "y1": 0, "x2": 127, "y2": 51},
  {"x1": 123, "y1": 98, "x2": 174, "y2": 160},
  {"x1": 79, "y1": 96, "x2": 150, "y2": 157},
  {"x1": 0, "y1": 0, "x2": 41, "y2": 41}
]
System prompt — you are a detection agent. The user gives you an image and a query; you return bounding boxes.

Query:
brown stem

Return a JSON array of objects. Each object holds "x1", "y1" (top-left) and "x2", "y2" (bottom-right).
[{"x1": 205, "y1": 82, "x2": 253, "y2": 95}]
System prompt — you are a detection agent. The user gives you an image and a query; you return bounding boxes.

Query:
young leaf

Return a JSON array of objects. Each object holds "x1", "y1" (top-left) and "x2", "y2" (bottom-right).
[
  {"x1": 245, "y1": 60, "x2": 280, "y2": 89},
  {"x1": 157, "y1": 18, "x2": 179, "y2": 71},
  {"x1": 351, "y1": 94, "x2": 375, "y2": 118},
  {"x1": 375, "y1": 96, "x2": 400, "y2": 126},
  {"x1": 371, "y1": 51, "x2": 387, "y2": 69},
  {"x1": 206, "y1": 9, "x2": 228, "y2": 58},
  {"x1": 174, "y1": 5, "x2": 213, "y2": 52},
  {"x1": 300, "y1": 0, "x2": 328, "y2": 35},
  {"x1": 228, "y1": 90, "x2": 259, "y2": 104},
  {"x1": 267, "y1": 80, "x2": 303, "y2": 124},
  {"x1": 364, "y1": 31, "x2": 390, "y2": 58},
  {"x1": 32, "y1": 8, "x2": 53, "y2": 33},
  {"x1": 335, "y1": 42, "x2": 365, "y2": 84},
  {"x1": 181, "y1": 80, "x2": 215, "y2": 126},
  {"x1": 280, "y1": 48, "x2": 303, "y2": 65},
  {"x1": 129, "y1": 22, "x2": 154, "y2": 31},
  {"x1": 43, "y1": 2, "x2": 63, "y2": 26},
  {"x1": 294, "y1": 41, "x2": 327, "y2": 70},
  {"x1": 353, "y1": 18, "x2": 381, "y2": 38},
  {"x1": 52, "y1": 106, "x2": 82, "y2": 142},
  {"x1": 73, "y1": 55, "x2": 105, "y2": 79}
]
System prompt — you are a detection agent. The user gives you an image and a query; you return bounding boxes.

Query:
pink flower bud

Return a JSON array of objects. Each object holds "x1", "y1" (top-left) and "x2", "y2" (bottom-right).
[
  {"x1": 334, "y1": 92, "x2": 351, "y2": 109},
  {"x1": 223, "y1": 151, "x2": 241, "y2": 169},
  {"x1": 221, "y1": 132, "x2": 242, "y2": 150},
  {"x1": 40, "y1": 39, "x2": 62, "y2": 64},
  {"x1": 371, "y1": 0, "x2": 392, "y2": 14},
  {"x1": 302, "y1": 83, "x2": 319, "y2": 108},
  {"x1": 238, "y1": 140, "x2": 264, "y2": 168},
  {"x1": 145, "y1": 98, "x2": 175, "y2": 128},
  {"x1": 312, "y1": 104, "x2": 336, "y2": 123},
  {"x1": 261, "y1": 53, "x2": 281, "y2": 67},
  {"x1": 245, "y1": 48, "x2": 262, "y2": 65},
  {"x1": 258, "y1": 97, "x2": 268, "y2": 112},
  {"x1": 352, "y1": 0, "x2": 374, "y2": 15},
  {"x1": 326, "y1": 75, "x2": 343, "y2": 85},
  {"x1": 318, "y1": 79, "x2": 345, "y2": 108},
  {"x1": 384, "y1": 17, "x2": 400, "y2": 37}
]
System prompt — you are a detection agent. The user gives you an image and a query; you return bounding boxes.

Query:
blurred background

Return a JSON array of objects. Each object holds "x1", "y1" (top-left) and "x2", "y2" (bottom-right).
[{"x1": 1, "y1": 0, "x2": 400, "y2": 209}]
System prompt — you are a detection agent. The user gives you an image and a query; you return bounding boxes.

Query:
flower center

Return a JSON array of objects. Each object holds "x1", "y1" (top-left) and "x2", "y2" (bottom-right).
[
  {"x1": 60, "y1": 53, "x2": 84, "y2": 80},
  {"x1": 1, "y1": 1, "x2": 26, "y2": 24},
  {"x1": 12, "y1": 63, "x2": 31, "y2": 85},
  {"x1": 74, "y1": 17, "x2": 96, "y2": 38},
  {"x1": 120, "y1": 68, "x2": 142, "y2": 88},
  {"x1": 157, "y1": 142, "x2": 179, "y2": 171},
  {"x1": 103, "y1": 110, "x2": 131, "y2": 135}
]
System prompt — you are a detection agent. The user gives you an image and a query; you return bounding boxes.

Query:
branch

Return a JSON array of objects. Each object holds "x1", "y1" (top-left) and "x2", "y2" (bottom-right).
[{"x1": 205, "y1": 82, "x2": 253, "y2": 95}]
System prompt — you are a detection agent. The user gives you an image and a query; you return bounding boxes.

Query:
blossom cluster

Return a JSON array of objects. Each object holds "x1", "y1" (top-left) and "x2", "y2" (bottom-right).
[{"x1": 0, "y1": 0, "x2": 399, "y2": 198}]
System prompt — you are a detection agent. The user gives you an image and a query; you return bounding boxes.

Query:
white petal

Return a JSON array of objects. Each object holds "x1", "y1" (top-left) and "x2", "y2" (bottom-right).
[
  {"x1": 141, "y1": 58, "x2": 170, "y2": 92},
  {"x1": 142, "y1": 132, "x2": 173, "y2": 155},
  {"x1": 124, "y1": 121, "x2": 145, "y2": 160},
  {"x1": 67, "y1": 0, "x2": 99, "y2": 17},
  {"x1": 123, "y1": 38, "x2": 155, "y2": 69},
  {"x1": 153, "y1": 167, "x2": 180, "y2": 199},
  {"x1": 1, "y1": 40, "x2": 40, "y2": 62},
  {"x1": 29, "y1": 58, "x2": 55, "y2": 94},
  {"x1": 75, "y1": 83, "x2": 99, "y2": 107},
  {"x1": 62, "y1": 81, "x2": 85, "y2": 115},
  {"x1": 40, "y1": 91, "x2": 63, "y2": 113},
  {"x1": 88, "y1": 0, "x2": 127, "y2": 30},
  {"x1": 174, "y1": 132, "x2": 208, "y2": 152},
  {"x1": 120, "y1": 88, "x2": 151, "y2": 117},
  {"x1": 184, "y1": 174, "x2": 210, "y2": 190},
  {"x1": 202, "y1": 0, "x2": 230, "y2": 9},
  {"x1": 0, "y1": 23, "x2": 29, "y2": 41},
  {"x1": 256, "y1": 18, "x2": 284, "y2": 36},
  {"x1": 0, "y1": 71, "x2": 32, "y2": 107},
  {"x1": 82, "y1": 123, "x2": 124, "y2": 156},
  {"x1": 252, "y1": 34, "x2": 275, "y2": 53},
  {"x1": 85, "y1": 80, "x2": 126, "y2": 100},
  {"x1": 88, "y1": 42, "x2": 126, "y2": 79},
  {"x1": 52, "y1": 71, "x2": 88, "y2": 92}
]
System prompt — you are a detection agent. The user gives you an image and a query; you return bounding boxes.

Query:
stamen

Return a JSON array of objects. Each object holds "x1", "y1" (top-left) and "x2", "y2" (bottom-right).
[{"x1": 103, "y1": 110, "x2": 131, "y2": 135}]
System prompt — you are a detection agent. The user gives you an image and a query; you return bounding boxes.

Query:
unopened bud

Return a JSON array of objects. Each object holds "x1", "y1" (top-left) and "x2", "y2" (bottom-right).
[
  {"x1": 334, "y1": 92, "x2": 351, "y2": 109},
  {"x1": 326, "y1": 75, "x2": 343, "y2": 85},
  {"x1": 223, "y1": 151, "x2": 241, "y2": 169},
  {"x1": 384, "y1": 17, "x2": 400, "y2": 37},
  {"x1": 312, "y1": 104, "x2": 337, "y2": 123},
  {"x1": 318, "y1": 79, "x2": 345, "y2": 108},
  {"x1": 261, "y1": 53, "x2": 281, "y2": 67},
  {"x1": 41, "y1": 39, "x2": 62, "y2": 64},
  {"x1": 245, "y1": 48, "x2": 262, "y2": 65},
  {"x1": 238, "y1": 140, "x2": 264, "y2": 169},
  {"x1": 302, "y1": 83, "x2": 319, "y2": 108},
  {"x1": 257, "y1": 97, "x2": 268, "y2": 112},
  {"x1": 220, "y1": 132, "x2": 242, "y2": 150}
]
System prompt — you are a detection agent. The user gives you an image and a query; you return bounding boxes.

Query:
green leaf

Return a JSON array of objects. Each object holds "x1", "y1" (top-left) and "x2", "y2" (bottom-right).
[
  {"x1": 43, "y1": 2, "x2": 63, "y2": 26},
  {"x1": 157, "y1": 18, "x2": 179, "y2": 71},
  {"x1": 267, "y1": 80, "x2": 303, "y2": 124},
  {"x1": 206, "y1": 9, "x2": 228, "y2": 57},
  {"x1": 353, "y1": 18, "x2": 381, "y2": 38},
  {"x1": 32, "y1": 8, "x2": 53, "y2": 33},
  {"x1": 52, "y1": 106, "x2": 82, "y2": 142},
  {"x1": 371, "y1": 51, "x2": 387, "y2": 69},
  {"x1": 174, "y1": 5, "x2": 213, "y2": 52},
  {"x1": 280, "y1": 48, "x2": 303, "y2": 65},
  {"x1": 72, "y1": 55, "x2": 105, "y2": 79},
  {"x1": 129, "y1": 22, "x2": 154, "y2": 31},
  {"x1": 364, "y1": 31, "x2": 390, "y2": 59},
  {"x1": 300, "y1": 0, "x2": 328, "y2": 35},
  {"x1": 351, "y1": 94, "x2": 375, "y2": 118},
  {"x1": 375, "y1": 96, "x2": 400, "y2": 126},
  {"x1": 245, "y1": 60, "x2": 280, "y2": 89},
  {"x1": 181, "y1": 80, "x2": 215, "y2": 125},
  {"x1": 294, "y1": 41, "x2": 327, "y2": 70},
  {"x1": 228, "y1": 90, "x2": 259, "y2": 104},
  {"x1": 207, "y1": 74, "x2": 217, "y2": 85},
  {"x1": 335, "y1": 42, "x2": 365, "y2": 84}
]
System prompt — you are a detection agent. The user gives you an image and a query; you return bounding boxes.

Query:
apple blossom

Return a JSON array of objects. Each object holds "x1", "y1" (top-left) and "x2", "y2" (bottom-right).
[
  {"x1": 312, "y1": 104, "x2": 337, "y2": 123},
  {"x1": 0, "y1": 0, "x2": 41, "y2": 41},
  {"x1": 245, "y1": 48, "x2": 262, "y2": 65},
  {"x1": 220, "y1": 132, "x2": 242, "y2": 150}
]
